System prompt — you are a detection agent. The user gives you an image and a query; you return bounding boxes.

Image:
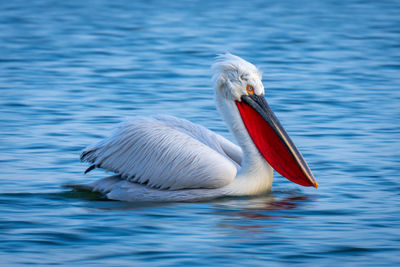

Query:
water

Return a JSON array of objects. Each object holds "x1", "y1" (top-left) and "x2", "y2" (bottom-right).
[{"x1": 1, "y1": 0, "x2": 400, "y2": 265}]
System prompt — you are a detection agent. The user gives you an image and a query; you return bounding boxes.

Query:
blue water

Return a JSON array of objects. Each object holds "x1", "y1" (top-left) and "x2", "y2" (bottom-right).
[{"x1": 1, "y1": 0, "x2": 400, "y2": 265}]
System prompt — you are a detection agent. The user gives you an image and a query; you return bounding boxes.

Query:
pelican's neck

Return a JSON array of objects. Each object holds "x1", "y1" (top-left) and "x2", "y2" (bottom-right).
[{"x1": 216, "y1": 94, "x2": 273, "y2": 194}]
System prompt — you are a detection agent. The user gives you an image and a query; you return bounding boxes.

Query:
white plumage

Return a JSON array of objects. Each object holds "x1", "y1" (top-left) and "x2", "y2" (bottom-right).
[
  {"x1": 76, "y1": 54, "x2": 317, "y2": 202},
  {"x1": 81, "y1": 115, "x2": 241, "y2": 190}
]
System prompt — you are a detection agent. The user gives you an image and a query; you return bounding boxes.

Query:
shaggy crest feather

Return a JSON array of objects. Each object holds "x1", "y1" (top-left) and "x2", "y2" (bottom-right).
[{"x1": 212, "y1": 53, "x2": 262, "y2": 100}]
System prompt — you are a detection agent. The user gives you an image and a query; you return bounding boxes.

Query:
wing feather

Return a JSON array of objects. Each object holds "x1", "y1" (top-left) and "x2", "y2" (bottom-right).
[
  {"x1": 152, "y1": 115, "x2": 243, "y2": 167},
  {"x1": 81, "y1": 116, "x2": 241, "y2": 190}
]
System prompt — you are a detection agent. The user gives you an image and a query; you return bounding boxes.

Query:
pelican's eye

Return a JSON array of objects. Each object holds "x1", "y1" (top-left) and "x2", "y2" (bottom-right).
[{"x1": 246, "y1": 85, "x2": 254, "y2": 95}]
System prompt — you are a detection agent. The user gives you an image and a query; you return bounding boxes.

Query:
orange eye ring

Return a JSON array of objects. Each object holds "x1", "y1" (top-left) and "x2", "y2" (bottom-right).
[{"x1": 246, "y1": 85, "x2": 254, "y2": 95}]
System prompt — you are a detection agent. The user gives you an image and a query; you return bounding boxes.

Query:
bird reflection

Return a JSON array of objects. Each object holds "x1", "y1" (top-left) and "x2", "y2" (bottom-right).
[
  {"x1": 214, "y1": 192, "x2": 314, "y2": 233},
  {"x1": 64, "y1": 187, "x2": 314, "y2": 234}
]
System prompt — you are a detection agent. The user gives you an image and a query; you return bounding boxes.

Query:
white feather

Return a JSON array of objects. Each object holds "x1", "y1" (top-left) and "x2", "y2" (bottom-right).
[{"x1": 81, "y1": 115, "x2": 242, "y2": 190}]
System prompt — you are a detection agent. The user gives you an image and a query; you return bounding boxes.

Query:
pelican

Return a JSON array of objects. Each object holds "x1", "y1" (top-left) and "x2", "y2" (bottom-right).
[{"x1": 78, "y1": 54, "x2": 318, "y2": 202}]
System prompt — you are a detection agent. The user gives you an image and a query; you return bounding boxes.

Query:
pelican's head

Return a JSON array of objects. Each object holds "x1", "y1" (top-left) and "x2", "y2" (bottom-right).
[
  {"x1": 212, "y1": 54, "x2": 318, "y2": 189},
  {"x1": 212, "y1": 53, "x2": 264, "y2": 101}
]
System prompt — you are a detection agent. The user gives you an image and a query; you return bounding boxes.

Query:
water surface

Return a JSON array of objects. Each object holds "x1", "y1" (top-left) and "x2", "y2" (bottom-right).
[{"x1": 1, "y1": 0, "x2": 400, "y2": 266}]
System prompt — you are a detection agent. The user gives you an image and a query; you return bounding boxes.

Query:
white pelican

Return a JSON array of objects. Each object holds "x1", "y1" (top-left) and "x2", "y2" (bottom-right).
[{"x1": 78, "y1": 54, "x2": 318, "y2": 202}]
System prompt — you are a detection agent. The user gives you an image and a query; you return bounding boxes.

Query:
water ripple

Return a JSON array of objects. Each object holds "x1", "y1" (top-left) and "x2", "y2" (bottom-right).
[{"x1": 1, "y1": 0, "x2": 400, "y2": 266}]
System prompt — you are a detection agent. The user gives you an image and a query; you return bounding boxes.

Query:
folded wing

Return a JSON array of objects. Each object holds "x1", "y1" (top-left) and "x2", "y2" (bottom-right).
[{"x1": 81, "y1": 115, "x2": 242, "y2": 190}]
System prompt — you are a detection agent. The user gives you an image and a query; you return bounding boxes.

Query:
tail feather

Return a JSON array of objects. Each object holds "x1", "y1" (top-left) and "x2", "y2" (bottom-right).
[{"x1": 84, "y1": 164, "x2": 96, "y2": 174}]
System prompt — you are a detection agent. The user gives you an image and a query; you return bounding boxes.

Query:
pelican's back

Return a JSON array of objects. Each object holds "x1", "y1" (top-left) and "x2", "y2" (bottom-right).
[{"x1": 81, "y1": 115, "x2": 241, "y2": 190}]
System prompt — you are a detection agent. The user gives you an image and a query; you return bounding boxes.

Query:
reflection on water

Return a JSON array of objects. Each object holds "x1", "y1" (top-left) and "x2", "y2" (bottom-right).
[
  {"x1": 215, "y1": 193, "x2": 310, "y2": 233},
  {"x1": 1, "y1": 0, "x2": 400, "y2": 265}
]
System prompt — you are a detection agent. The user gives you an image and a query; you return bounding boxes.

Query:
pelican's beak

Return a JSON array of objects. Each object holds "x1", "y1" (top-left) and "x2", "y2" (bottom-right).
[{"x1": 236, "y1": 94, "x2": 318, "y2": 188}]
